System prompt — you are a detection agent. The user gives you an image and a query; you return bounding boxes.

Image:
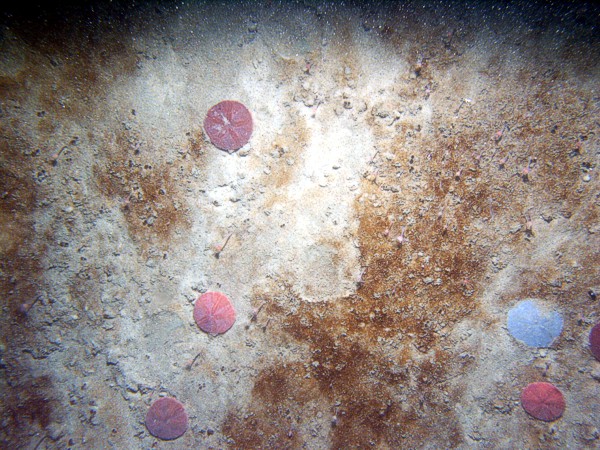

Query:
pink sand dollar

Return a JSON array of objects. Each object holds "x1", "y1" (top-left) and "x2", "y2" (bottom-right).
[
  {"x1": 203, "y1": 100, "x2": 253, "y2": 152},
  {"x1": 520, "y1": 382, "x2": 565, "y2": 422},
  {"x1": 589, "y1": 322, "x2": 600, "y2": 361},
  {"x1": 194, "y1": 291, "x2": 236, "y2": 334},
  {"x1": 145, "y1": 397, "x2": 188, "y2": 440}
]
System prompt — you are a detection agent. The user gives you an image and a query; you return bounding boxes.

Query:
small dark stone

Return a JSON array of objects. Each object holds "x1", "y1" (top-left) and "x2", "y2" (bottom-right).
[{"x1": 589, "y1": 290, "x2": 597, "y2": 301}]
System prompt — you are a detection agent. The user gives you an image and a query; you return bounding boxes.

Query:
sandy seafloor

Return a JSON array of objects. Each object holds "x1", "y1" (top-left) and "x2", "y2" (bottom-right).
[{"x1": 0, "y1": 0, "x2": 599, "y2": 448}]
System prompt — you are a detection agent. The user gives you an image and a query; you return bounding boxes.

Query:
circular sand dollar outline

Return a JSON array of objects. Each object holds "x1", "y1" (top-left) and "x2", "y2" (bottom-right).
[
  {"x1": 145, "y1": 397, "x2": 188, "y2": 440},
  {"x1": 203, "y1": 100, "x2": 253, "y2": 152},
  {"x1": 193, "y1": 291, "x2": 236, "y2": 335}
]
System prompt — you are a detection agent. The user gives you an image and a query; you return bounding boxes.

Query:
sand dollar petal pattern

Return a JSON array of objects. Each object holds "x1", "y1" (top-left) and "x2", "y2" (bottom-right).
[
  {"x1": 507, "y1": 299, "x2": 563, "y2": 347},
  {"x1": 145, "y1": 397, "x2": 188, "y2": 440},
  {"x1": 193, "y1": 291, "x2": 236, "y2": 335},
  {"x1": 520, "y1": 382, "x2": 565, "y2": 422},
  {"x1": 203, "y1": 100, "x2": 253, "y2": 152}
]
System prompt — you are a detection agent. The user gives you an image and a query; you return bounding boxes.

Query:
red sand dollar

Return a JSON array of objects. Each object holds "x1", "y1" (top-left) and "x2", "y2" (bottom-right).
[
  {"x1": 520, "y1": 382, "x2": 565, "y2": 422},
  {"x1": 589, "y1": 323, "x2": 600, "y2": 361},
  {"x1": 145, "y1": 397, "x2": 188, "y2": 440},
  {"x1": 203, "y1": 100, "x2": 253, "y2": 152},
  {"x1": 194, "y1": 291, "x2": 236, "y2": 334}
]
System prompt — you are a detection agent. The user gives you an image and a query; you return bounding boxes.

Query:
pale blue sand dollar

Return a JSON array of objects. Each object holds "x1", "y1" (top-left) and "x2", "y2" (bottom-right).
[{"x1": 507, "y1": 299, "x2": 564, "y2": 347}]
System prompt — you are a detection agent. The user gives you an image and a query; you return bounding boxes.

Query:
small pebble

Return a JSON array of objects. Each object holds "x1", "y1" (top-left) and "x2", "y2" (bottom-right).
[{"x1": 583, "y1": 174, "x2": 591, "y2": 182}]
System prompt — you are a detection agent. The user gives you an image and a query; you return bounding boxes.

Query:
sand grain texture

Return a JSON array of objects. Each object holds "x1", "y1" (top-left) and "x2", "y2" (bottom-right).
[{"x1": 0, "y1": 1, "x2": 599, "y2": 448}]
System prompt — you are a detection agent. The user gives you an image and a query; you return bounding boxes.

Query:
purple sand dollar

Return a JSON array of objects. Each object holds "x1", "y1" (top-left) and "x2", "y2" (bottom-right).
[
  {"x1": 145, "y1": 397, "x2": 188, "y2": 440},
  {"x1": 194, "y1": 291, "x2": 236, "y2": 335},
  {"x1": 204, "y1": 100, "x2": 253, "y2": 152},
  {"x1": 521, "y1": 382, "x2": 565, "y2": 422},
  {"x1": 590, "y1": 323, "x2": 600, "y2": 361}
]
